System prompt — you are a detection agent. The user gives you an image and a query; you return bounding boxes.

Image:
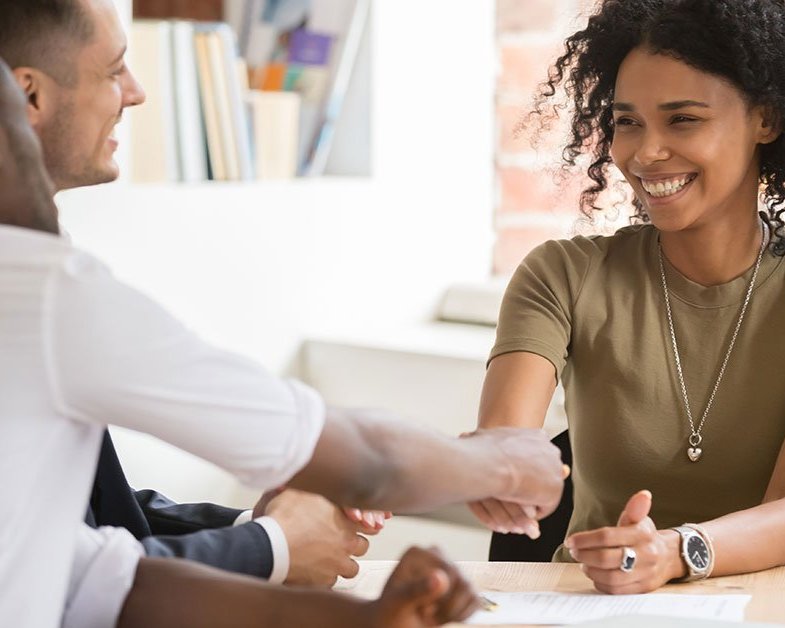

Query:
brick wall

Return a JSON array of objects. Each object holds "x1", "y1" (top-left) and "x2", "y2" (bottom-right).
[{"x1": 494, "y1": 0, "x2": 606, "y2": 274}]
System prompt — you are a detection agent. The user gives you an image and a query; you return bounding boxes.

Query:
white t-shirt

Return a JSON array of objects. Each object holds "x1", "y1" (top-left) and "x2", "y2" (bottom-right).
[{"x1": 0, "y1": 225, "x2": 325, "y2": 627}]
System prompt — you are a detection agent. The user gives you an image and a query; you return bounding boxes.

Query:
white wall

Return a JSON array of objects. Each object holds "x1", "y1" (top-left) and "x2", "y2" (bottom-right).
[{"x1": 56, "y1": 0, "x2": 496, "y2": 506}]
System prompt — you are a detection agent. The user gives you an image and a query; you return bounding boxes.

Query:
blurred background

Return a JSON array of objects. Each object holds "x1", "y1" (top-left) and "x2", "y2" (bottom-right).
[{"x1": 57, "y1": 0, "x2": 602, "y2": 561}]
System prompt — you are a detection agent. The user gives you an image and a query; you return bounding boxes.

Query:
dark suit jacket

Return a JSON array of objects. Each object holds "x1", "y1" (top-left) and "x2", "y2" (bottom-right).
[{"x1": 86, "y1": 430, "x2": 274, "y2": 578}]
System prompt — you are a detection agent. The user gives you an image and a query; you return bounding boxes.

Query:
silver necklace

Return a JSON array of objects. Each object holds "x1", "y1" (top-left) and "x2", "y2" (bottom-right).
[{"x1": 658, "y1": 221, "x2": 767, "y2": 463}]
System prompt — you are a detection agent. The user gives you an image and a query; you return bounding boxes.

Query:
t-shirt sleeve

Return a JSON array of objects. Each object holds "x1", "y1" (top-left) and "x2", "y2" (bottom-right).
[
  {"x1": 43, "y1": 252, "x2": 325, "y2": 491},
  {"x1": 490, "y1": 237, "x2": 595, "y2": 379}
]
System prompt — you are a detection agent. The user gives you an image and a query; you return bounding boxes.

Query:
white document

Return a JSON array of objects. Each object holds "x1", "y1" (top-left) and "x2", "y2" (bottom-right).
[{"x1": 467, "y1": 591, "x2": 751, "y2": 625}]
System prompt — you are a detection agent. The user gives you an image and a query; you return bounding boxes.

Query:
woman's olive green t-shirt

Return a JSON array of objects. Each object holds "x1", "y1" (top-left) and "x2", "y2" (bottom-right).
[{"x1": 491, "y1": 224, "x2": 785, "y2": 562}]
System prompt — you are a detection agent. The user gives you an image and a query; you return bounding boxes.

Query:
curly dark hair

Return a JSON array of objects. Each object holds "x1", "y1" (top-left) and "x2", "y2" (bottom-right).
[{"x1": 536, "y1": 0, "x2": 785, "y2": 254}]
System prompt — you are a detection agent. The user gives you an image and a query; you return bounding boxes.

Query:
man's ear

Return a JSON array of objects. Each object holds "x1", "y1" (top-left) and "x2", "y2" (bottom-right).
[
  {"x1": 757, "y1": 105, "x2": 783, "y2": 145},
  {"x1": 11, "y1": 67, "x2": 47, "y2": 129}
]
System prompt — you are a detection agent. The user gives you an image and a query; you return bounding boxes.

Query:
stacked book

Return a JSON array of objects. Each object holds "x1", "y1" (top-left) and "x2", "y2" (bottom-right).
[
  {"x1": 130, "y1": 20, "x2": 256, "y2": 183},
  {"x1": 128, "y1": 0, "x2": 369, "y2": 183}
]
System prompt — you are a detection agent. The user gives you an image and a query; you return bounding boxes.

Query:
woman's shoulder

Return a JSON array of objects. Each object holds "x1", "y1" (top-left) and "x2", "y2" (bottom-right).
[{"x1": 524, "y1": 223, "x2": 655, "y2": 270}]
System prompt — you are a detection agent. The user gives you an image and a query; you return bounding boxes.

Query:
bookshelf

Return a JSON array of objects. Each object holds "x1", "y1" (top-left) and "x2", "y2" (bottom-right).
[{"x1": 126, "y1": 0, "x2": 371, "y2": 182}]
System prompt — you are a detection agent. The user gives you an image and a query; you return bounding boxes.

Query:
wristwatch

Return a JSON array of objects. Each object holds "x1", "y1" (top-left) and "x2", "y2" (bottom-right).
[{"x1": 670, "y1": 524, "x2": 714, "y2": 582}]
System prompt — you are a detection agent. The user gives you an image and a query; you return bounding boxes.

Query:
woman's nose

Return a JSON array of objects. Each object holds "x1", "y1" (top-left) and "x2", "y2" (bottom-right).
[{"x1": 633, "y1": 129, "x2": 671, "y2": 166}]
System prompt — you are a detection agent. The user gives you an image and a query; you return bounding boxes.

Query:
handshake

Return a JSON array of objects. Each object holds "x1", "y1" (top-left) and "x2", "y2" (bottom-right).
[{"x1": 460, "y1": 427, "x2": 569, "y2": 538}]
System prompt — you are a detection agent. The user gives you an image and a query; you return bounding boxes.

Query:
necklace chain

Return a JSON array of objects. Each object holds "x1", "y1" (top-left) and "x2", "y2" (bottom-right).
[{"x1": 658, "y1": 221, "x2": 767, "y2": 456}]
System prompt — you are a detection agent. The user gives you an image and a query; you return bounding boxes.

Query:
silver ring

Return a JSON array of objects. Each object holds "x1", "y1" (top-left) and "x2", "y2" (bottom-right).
[{"x1": 620, "y1": 547, "x2": 637, "y2": 573}]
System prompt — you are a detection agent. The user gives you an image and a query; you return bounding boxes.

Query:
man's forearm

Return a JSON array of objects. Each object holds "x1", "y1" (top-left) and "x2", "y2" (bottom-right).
[
  {"x1": 289, "y1": 411, "x2": 515, "y2": 513},
  {"x1": 118, "y1": 558, "x2": 375, "y2": 628},
  {"x1": 356, "y1": 421, "x2": 514, "y2": 513}
]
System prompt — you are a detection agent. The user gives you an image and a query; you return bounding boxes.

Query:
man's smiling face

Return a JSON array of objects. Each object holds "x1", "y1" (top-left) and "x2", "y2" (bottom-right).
[{"x1": 34, "y1": 0, "x2": 145, "y2": 191}]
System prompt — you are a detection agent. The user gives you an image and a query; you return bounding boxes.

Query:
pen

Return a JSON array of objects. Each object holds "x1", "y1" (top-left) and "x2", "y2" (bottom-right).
[{"x1": 480, "y1": 595, "x2": 499, "y2": 612}]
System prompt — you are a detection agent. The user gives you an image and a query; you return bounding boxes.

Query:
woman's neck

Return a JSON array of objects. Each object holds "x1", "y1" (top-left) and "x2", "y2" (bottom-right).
[{"x1": 658, "y1": 214, "x2": 764, "y2": 287}]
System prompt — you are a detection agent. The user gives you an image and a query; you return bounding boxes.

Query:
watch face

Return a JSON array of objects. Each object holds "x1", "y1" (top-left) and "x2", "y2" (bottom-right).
[{"x1": 686, "y1": 535, "x2": 709, "y2": 571}]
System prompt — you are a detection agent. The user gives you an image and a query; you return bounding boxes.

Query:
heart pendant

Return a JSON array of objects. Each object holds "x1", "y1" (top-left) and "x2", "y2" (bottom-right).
[{"x1": 687, "y1": 447, "x2": 702, "y2": 462}]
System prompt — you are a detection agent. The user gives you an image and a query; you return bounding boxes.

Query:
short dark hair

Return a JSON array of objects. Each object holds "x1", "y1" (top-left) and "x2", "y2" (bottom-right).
[
  {"x1": 0, "y1": 0, "x2": 95, "y2": 86},
  {"x1": 534, "y1": 0, "x2": 785, "y2": 254}
]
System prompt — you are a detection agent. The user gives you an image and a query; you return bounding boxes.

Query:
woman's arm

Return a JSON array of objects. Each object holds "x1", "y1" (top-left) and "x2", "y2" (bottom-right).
[
  {"x1": 696, "y1": 498, "x2": 785, "y2": 576},
  {"x1": 763, "y1": 439, "x2": 785, "y2": 503},
  {"x1": 479, "y1": 352, "x2": 558, "y2": 430},
  {"x1": 470, "y1": 352, "x2": 560, "y2": 534},
  {"x1": 566, "y1": 491, "x2": 785, "y2": 594}
]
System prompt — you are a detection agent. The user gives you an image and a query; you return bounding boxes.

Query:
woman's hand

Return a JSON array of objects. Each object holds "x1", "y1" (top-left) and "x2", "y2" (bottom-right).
[
  {"x1": 463, "y1": 430, "x2": 569, "y2": 537},
  {"x1": 344, "y1": 508, "x2": 393, "y2": 533},
  {"x1": 565, "y1": 490, "x2": 686, "y2": 594},
  {"x1": 468, "y1": 499, "x2": 542, "y2": 537}
]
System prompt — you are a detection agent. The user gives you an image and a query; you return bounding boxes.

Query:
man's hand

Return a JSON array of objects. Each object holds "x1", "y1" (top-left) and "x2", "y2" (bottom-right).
[
  {"x1": 260, "y1": 489, "x2": 375, "y2": 587},
  {"x1": 254, "y1": 488, "x2": 391, "y2": 534},
  {"x1": 466, "y1": 428, "x2": 566, "y2": 534},
  {"x1": 370, "y1": 546, "x2": 480, "y2": 628},
  {"x1": 565, "y1": 490, "x2": 685, "y2": 594}
]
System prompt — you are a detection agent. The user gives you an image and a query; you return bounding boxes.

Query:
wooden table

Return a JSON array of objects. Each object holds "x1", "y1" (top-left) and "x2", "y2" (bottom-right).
[{"x1": 337, "y1": 561, "x2": 785, "y2": 626}]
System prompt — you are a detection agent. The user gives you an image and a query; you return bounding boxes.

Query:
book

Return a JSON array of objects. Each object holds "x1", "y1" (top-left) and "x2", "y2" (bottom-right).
[
  {"x1": 194, "y1": 30, "x2": 226, "y2": 180},
  {"x1": 171, "y1": 20, "x2": 209, "y2": 182},
  {"x1": 215, "y1": 23, "x2": 254, "y2": 180},
  {"x1": 225, "y1": 0, "x2": 371, "y2": 176},
  {"x1": 284, "y1": 29, "x2": 333, "y2": 106},
  {"x1": 192, "y1": 23, "x2": 254, "y2": 182},
  {"x1": 204, "y1": 28, "x2": 240, "y2": 180},
  {"x1": 247, "y1": 90, "x2": 300, "y2": 179},
  {"x1": 129, "y1": 20, "x2": 180, "y2": 183},
  {"x1": 287, "y1": 28, "x2": 332, "y2": 66}
]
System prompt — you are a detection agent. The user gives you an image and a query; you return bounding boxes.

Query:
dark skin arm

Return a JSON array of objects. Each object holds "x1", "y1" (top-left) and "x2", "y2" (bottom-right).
[
  {"x1": 287, "y1": 407, "x2": 565, "y2": 522},
  {"x1": 118, "y1": 547, "x2": 480, "y2": 628}
]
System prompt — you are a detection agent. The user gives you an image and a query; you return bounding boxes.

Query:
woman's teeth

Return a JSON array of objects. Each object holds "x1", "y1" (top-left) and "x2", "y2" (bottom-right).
[{"x1": 641, "y1": 175, "x2": 695, "y2": 198}]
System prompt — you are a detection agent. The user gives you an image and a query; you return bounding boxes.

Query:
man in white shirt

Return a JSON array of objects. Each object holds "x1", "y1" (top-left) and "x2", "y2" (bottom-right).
[
  {"x1": 0, "y1": 1, "x2": 566, "y2": 626},
  {"x1": 7, "y1": 0, "x2": 384, "y2": 593}
]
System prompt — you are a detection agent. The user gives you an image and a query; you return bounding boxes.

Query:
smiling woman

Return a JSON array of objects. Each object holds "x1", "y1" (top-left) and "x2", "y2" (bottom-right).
[
  {"x1": 607, "y1": 48, "x2": 779, "y2": 279},
  {"x1": 475, "y1": 0, "x2": 785, "y2": 596}
]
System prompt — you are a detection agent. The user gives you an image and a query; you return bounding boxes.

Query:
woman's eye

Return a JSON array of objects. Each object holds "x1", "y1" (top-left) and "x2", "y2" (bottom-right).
[
  {"x1": 613, "y1": 117, "x2": 637, "y2": 127},
  {"x1": 671, "y1": 115, "x2": 697, "y2": 124}
]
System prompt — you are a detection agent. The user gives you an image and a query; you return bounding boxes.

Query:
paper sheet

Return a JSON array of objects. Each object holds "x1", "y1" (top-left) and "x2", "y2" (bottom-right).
[{"x1": 467, "y1": 591, "x2": 751, "y2": 625}]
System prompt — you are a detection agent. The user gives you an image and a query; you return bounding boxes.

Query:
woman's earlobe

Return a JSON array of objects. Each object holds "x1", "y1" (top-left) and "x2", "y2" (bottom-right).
[{"x1": 758, "y1": 107, "x2": 783, "y2": 144}]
